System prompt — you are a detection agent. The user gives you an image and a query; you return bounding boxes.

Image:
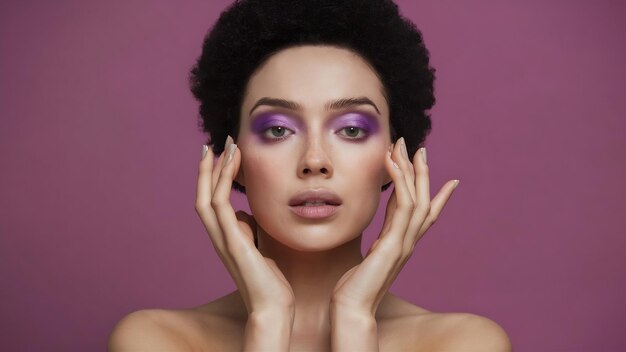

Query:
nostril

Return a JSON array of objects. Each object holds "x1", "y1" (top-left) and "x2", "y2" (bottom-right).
[{"x1": 301, "y1": 167, "x2": 329, "y2": 175}]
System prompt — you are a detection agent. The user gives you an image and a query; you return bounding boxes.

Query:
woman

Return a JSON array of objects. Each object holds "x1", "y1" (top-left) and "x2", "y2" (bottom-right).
[{"x1": 109, "y1": 0, "x2": 511, "y2": 350}]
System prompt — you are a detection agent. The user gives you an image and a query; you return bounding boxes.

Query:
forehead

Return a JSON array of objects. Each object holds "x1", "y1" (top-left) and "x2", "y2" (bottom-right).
[{"x1": 241, "y1": 45, "x2": 389, "y2": 117}]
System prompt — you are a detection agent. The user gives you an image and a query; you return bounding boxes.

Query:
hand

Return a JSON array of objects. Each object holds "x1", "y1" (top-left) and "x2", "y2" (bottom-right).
[
  {"x1": 331, "y1": 138, "x2": 459, "y2": 315},
  {"x1": 195, "y1": 136, "x2": 295, "y2": 315}
]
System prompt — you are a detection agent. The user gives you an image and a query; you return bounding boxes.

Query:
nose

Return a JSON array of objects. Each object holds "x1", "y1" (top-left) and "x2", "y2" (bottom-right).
[{"x1": 297, "y1": 136, "x2": 333, "y2": 179}]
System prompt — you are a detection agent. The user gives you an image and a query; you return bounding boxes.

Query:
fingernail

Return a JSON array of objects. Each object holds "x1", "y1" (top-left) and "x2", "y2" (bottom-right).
[
  {"x1": 225, "y1": 143, "x2": 237, "y2": 165},
  {"x1": 224, "y1": 135, "x2": 233, "y2": 151},
  {"x1": 453, "y1": 179, "x2": 460, "y2": 189},
  {"x1": 420, "y1": 147, "x2": 427, "y2": 164},
  {"x1": 201, "y1": 145, "x2": 208, "y2": 160},
  {"x1": 393, "y1": 161, "x2": 400, "y2": 169},
  {"x1": 400, "y1": 137, "x2": 408, "y2": 158}
]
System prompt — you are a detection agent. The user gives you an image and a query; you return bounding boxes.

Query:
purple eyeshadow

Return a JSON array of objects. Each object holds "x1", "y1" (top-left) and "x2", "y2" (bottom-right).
[
  {"x1": 250, "y1": 113, "x2": 299, "y2": 134},
  {"x1": 249, "y1": 111, "x2": 380, "y2": 141},
  {"x1": 330, "y1": 112, "x2": 380, "y2": 134}
]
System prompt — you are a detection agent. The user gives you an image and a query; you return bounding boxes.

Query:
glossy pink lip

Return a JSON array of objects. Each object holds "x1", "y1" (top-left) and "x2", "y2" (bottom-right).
[
  {"x1": 289, "y1": 204, "x2": 340, "y2": 219},
  {"x1": 288, "y1": 189, "x2": 342, "y2": 206},
  {"x1": 288, "y1": 189, "x2": 342, "y2": 219}
]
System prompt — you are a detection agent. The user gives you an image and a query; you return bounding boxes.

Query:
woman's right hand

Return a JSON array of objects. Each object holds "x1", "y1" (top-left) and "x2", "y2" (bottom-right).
[{"x1": 195, "y1": 136, "x2": 295, "y2": 317}]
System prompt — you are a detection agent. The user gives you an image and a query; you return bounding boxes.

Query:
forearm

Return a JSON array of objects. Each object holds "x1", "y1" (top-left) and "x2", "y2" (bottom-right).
[
  {"x1": 330, "y1": 306, "x2": 379, "y2": 352},
  {"x1": 243, "y1": 310, "x2": 293, "y2": 352}
]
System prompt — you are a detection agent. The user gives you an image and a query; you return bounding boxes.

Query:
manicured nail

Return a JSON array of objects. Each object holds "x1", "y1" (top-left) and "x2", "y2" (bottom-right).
[
  {"x1": 225, "y1": 135, "x2": 233, "y2": 151},
  {"x1": 201, "y1": 145, "x2": 208, "y2": 160},
  {"x1": 226, "y1": 143, "x2": 237, "y2": 164},
  {"x1": 400, "y1": 137, "x2": 408, "y2": 158},
  {"x1": 420, "y1": 147, "x2": 427, "y2": 164},
  {"x1": 453, "y1": 179, "x2": 460, "y2": 189}
]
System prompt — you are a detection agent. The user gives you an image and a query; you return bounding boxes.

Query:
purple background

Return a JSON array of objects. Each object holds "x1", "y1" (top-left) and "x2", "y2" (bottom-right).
[{"x1": 1, "y1": 1, "x2": 625, "y2": 351}]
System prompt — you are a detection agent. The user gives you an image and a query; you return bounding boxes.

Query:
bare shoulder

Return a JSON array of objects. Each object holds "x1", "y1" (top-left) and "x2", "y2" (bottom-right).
[
  {"x1": 426, "y1": 312, "x2": 512, "y2": 351},
  {"x1": 107, "y1": 309, "x2": 192, "y2": 351},
  {"x1": 107, "y1": 298, "x2": 245, "y2": 352},
  {"x1": 377, "y1": 294, "x2": 511, "y2": 352}
]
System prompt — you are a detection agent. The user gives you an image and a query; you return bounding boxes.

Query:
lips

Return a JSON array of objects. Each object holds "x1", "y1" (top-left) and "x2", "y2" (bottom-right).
[
  {"x1": 288, "y1": 189, "x2": 342, "y2": 206},
  {"x1": 288, "y1": 189, "x2": 342, "y2": 219}
]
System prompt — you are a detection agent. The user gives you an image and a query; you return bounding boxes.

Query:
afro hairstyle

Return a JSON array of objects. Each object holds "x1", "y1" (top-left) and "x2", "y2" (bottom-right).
[{"x1": 189, "y1": 0, "x2": 436, "y2": 192}]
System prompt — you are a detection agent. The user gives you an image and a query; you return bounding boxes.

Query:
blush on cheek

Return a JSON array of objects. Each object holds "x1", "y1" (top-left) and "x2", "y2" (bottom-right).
[
  {"x1": 241, "y1": 150, "x2": 286, "y2": 190},
  {"x1": 340, "y1": 147, "x2": 388, "y2": 185}
]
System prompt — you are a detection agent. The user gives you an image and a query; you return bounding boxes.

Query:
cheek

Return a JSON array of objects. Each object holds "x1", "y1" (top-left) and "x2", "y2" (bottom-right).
[
  {"x1": 335, "y1": 146, "x2": 387, "y2": 226},
  {"x1": 241, "y1": 149, "x2": 288, "y2": 200},
  {"x1": 338, "y1": 143, "x2": 388, "y2": 187},
  {"x1": 239, "y1": 147, "x2": 292, "y2": 227}
]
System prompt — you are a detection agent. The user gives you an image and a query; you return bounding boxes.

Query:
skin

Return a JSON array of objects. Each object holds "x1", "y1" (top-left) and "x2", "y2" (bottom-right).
[{"x1": 108, "y1": 45, "x2": 512, "y2": 351}]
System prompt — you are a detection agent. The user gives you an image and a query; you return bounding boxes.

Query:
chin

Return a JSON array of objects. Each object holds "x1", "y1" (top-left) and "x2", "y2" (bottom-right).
[{"x1": 276, "y1": 222, "x2": 363, "y2": 252}]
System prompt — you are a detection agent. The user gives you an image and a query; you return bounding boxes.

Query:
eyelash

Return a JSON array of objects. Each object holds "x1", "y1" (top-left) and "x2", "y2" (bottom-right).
[
  {"x1": 261, "y1": 126, "x2": 368, "y2": 141},
  {"x1": 262, "y1": 126, "x2": 294, "y2": 141},
  {"x1": 337, "y1": 126, "x2": 368, "y2": 139}
]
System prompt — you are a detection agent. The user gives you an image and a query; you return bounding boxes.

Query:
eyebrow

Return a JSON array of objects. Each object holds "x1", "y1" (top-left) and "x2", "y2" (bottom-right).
[{"x1": 249, "y1": 96, "x2": 381, "y2": 116}]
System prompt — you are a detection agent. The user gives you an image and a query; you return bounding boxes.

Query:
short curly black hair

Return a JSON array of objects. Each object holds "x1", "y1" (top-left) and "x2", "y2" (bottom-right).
[{"x1": 190, "y1": 0, "x2": 436, "y2": 192}]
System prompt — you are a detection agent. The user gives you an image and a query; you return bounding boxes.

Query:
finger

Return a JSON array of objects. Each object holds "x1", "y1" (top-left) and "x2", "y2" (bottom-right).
[
  {"x1": 212, "y1": 150, "x2": 225, "y2": 193},
  {"x1": 211, "y1": 145, "x2": 267, "y2": 292},
  {"x1": 384, "y1": 143, "x2": 415, "y2": 235},
  {"x1": 196, "y1": 145, "x2": 219, "y2": 229},
  {"x1": 196, "y1": 145, "x2": 214, "y2": 212},
  {"x1": 195, "y1": 145, "x2": 233, "y2": 260},
  {"x1": 374, "y1": 147, "x2": 415, "y2": 257},
  {"x1": 393, "y1": 137, "x2": 416, "y2": 202},
  {"x1": 212, "y1": 136, "x2": 233, "y2": 192},
  {"x1": 380, "y1": 187, "x2": 396, "y2": 236},
  {"x1": 413, "y1": 147, "x2": 430, "y2": 217},
  {"x1": 404, "y1": 147, "x2": 431, "y2": 249},
  {"x1": 212, "y1": 144, "x2": 263, "y2": 288},
  {"x1": 212, "y1": 143, "x2": 244, "y2": 248},
  {"x1": 417, "y1": 179, "x2": 459, "y2": 236}
]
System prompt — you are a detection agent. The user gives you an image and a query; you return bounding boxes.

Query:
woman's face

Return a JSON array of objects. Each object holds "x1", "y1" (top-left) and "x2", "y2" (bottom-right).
[{"x1": 236, "y1": 45, "x2": 392, "y2": 252}]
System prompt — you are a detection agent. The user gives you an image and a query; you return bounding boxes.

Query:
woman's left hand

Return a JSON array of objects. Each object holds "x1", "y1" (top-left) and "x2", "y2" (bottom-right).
[{"x1": 331, "y1": 137, "x2": 459, "y2": 315}]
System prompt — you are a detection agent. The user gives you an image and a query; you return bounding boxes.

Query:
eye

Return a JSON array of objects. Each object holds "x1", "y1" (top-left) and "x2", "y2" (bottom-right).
[
  {"x1": 262, "y1": 126, "x2": 294, "y2": 140},
  {"x1": 338, "y1": 126, "x2": 367, "y2": 139}
]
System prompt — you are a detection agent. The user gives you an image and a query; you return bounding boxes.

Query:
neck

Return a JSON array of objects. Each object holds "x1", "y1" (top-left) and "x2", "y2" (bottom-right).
[{"x1": 255, "y1": 227, "x2": 364, "y2": 331}]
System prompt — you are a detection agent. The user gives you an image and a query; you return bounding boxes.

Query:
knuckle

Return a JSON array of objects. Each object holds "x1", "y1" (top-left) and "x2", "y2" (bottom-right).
[
  {"x1": 194, "y1": 201, "x2": 207, "y2": 214},
  {"x1": 402, "y1": 199, "x2": 416, "y2": 211},
  {"x1": 420, "y1": 163, "x2": 429, "y2": 174},
  {"x1": 416, "y1": 202, "x2": 430, "y2": 214},
  {"x1": 429, "y1": 215, "x2": 437, "y2": 225},
  {"x1": 399, "y1": 251, "x2": 411, "y2": 265},
  {"x1": 210, "y1": 197, "x2": 223, "y2": 209},
  {"x1": 405, "y1": 243, "x2": 415, "y2": 256}
]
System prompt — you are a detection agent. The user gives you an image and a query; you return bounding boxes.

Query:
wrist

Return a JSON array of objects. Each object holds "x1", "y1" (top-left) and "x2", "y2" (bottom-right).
[
  {"x1": 330, "y1": 301, "x2": 374, "y2": 320},
  {"x1": 244, "y1": 310, "x2": 293, "y2": 352},
  {"x1": 331, "y1": 306, "x2": 376, "y2": 327},
  {"x1": 330, "y1": 306, "x2": 378, "y2": 352}
]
